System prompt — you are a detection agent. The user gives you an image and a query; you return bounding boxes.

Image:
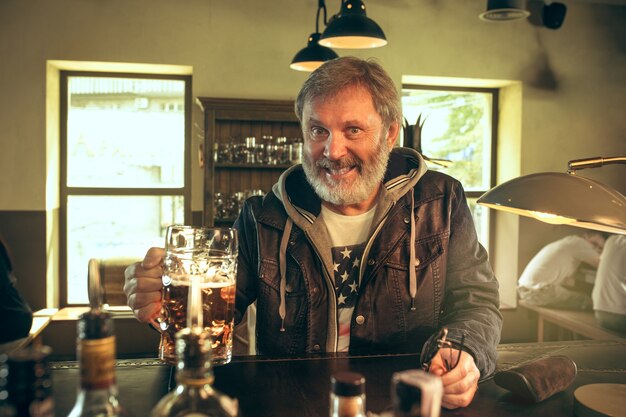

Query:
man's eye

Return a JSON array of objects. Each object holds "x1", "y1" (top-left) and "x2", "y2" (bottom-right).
[
  {"x1": 310, "y1": 127, "x2": 328, "y2": 137},
  {"x1": 348, "y1": 127, "x2": 362, "y2": 135}
]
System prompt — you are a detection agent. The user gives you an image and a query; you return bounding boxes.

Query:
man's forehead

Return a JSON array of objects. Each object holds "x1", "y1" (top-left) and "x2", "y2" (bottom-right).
[{"x1": 302, "y1": 86, "x2": 376, "y2": 116}]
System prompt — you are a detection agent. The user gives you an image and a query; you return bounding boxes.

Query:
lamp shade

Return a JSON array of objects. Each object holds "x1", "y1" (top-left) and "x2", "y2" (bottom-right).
[
  {"x1": 479, "y1": 0, "x2": 530, "y2": 21},
  {"x1": 319, "y1": 0, "x2": 387, "y2": 49},
  {"x1": 477, "y1": 172, "x2": 626, "y2": 234},
  {"x1": 290, "y1": 33, "x2": 339, "y2": 72}
]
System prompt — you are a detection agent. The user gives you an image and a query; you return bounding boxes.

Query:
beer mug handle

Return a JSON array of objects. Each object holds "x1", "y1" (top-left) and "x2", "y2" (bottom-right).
[
  {"x1": 153, "y1": 306, "x2": 169, "y2": 332},
  {"x1": 151, "y1": 284, "x2": 169, "y2": 332},
  {"x1": 154, "y1": 257, "x2": 172, "y2": 332}
]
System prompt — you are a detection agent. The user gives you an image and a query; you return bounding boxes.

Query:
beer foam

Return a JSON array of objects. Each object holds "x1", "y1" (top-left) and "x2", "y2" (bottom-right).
[{"x1": 168, "y1": 277, "x2": 235, "y2": 288}]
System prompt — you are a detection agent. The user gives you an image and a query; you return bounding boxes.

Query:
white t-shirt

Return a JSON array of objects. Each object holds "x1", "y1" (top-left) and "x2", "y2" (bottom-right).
[
  {"x1": 320, "y1": 204, "x2": 376, "y2": 352},
  {"x1": 518, "y1": 235, "x2": 601, "y2": 290},
  {"x1": 592, "y1": 235, "x2": 626, "y2": 315}
]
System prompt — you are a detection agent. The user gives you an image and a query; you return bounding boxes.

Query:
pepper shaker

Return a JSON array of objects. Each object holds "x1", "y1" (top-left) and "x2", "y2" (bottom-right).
[{"x1": 330, "y1": 371, "x2": 367, "y2": 417}]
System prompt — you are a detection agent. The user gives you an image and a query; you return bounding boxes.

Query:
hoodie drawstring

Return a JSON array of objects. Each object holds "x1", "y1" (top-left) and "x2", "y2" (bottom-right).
[
  {"x1": 409, "y1": 188, "x2": 417, "y2": 310},
  {"x1": 278, "y1": 217, "x2": 293, "y2": 331}
]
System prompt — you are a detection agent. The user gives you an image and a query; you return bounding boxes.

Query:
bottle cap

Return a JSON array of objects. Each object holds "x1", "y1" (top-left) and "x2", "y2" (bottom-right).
[
  {"x1": 331, "y1": 371, "x2": 366, "y2": 397},
  {"x1": 78, "y1": 309, "x2": 114, "y2": 340}
]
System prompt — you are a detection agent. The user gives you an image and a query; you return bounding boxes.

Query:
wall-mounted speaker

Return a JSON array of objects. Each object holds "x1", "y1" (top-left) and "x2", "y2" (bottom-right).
[{"x1": 543, "y1": 2, "x2": 567, "y2": 30}]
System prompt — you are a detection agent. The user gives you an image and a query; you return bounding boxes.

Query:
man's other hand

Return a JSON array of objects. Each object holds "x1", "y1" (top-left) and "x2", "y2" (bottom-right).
[
  {"x1": 124, "y1": 247, "x2": 165, "y2": 325},
  {"x1": 428, "y1": 349, "x2": 480, "y2": 409}
]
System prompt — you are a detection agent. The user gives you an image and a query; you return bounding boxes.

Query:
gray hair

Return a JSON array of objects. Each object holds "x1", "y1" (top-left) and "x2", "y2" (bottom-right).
[{"x1": 294, "y1": 56, "x2": 402, "y2": 130}]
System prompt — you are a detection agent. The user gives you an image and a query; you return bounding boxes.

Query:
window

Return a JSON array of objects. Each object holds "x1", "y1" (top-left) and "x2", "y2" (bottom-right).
[
  {"x1": 61, "y1": 72, "x2": 191, "y2": 305},
  {"x1": 402, "y1": 85, "x2": 498, "y2": 249}
]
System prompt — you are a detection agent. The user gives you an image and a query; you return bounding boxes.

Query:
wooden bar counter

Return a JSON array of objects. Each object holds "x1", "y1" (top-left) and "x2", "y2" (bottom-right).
[{"x1": 51, "y1": 339, "x2": 626, "y2": 417}]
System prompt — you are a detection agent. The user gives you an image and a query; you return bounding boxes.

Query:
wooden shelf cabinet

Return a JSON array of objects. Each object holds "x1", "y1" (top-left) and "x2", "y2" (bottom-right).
[{"x1": 196, "y1": 98, "x2": 301, "y2": 226}]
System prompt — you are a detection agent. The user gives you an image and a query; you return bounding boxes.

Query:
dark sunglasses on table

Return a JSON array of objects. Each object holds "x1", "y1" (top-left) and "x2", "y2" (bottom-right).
[{"x1": 421, "y1": 327, "x2": 465, "y2": 373}]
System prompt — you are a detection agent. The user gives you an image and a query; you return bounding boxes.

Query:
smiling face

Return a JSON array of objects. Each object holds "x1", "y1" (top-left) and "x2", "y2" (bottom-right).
[{"x1": 301, "y1": 85, "x2": 399, "y2": 214}]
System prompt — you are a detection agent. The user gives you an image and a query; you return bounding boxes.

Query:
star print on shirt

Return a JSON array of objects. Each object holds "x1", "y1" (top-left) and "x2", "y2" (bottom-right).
[{"x1": 331, "y1": 243, "x2": 365, "y2": 308}]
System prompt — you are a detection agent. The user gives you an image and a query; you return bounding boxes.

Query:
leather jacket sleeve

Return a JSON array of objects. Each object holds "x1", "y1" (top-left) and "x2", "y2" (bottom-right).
[
  {"x1": 429, "y1": 180, "x2": 502, "y2": 379},
  {"x1": 233, "y1": 196, "x2": 263, "y2": 326}
]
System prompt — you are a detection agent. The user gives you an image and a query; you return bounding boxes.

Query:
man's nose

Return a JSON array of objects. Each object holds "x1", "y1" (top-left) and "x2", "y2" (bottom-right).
[{"x1": 323, "y1": 132, "x2": 348, "y2": 160}]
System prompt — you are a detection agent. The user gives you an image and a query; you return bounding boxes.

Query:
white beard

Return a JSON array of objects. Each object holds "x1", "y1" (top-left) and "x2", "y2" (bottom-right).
[{"x1": 303, "y1": 138, "x2": 390, "y2": 206}]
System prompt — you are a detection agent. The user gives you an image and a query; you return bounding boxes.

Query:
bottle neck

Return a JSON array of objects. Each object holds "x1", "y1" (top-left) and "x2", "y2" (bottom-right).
[
  {"x1": 174, "y1": 328, "x2": 214, "y2": 387},
  {"x1": 75, "y1": 385, "x2": 121, "y2": 402},
  {"x1": 72, "y1": 385, "x2": 124, "y2": 416},
  {"x1": 175, "y1": 361, "x2": 215, "y2": 387}
]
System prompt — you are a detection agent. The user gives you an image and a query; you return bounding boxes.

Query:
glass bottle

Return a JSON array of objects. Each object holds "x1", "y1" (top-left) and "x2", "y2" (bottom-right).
[
  {"x1": 329, "y1": 371, "x2": 366, "y2": 417},
  {"x1": 66, "y1": 309, "x2": 129, "y2": 417},
  {"x1": 148, "y1": 327, "x2": 238, "y2": 417},
  {"x1": 0, "y1": 345, "x2": 54, "y2": 417}
]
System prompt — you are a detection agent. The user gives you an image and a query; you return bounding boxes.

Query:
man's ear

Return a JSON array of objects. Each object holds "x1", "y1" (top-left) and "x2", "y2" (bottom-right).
[{"x1": 386, "y1": 122, "x2": 400, "y2": 148}]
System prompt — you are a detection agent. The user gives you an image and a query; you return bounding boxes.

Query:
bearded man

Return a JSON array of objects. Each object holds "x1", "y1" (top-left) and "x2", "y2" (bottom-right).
[{"x1": 124, "y1": 57, "x2": 502, "y2": 409}]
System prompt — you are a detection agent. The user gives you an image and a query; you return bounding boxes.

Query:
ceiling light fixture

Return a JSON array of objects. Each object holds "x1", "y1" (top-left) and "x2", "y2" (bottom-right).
[
  {"x1": 290, "y1": 1, "x2": 340, "y2": 72},
  {"x1": 477, "y1": 156, "x2": 626, "y2": 234},
  {"x1": 319, "y1": 0, "x2": 387, "y2": 49},
  {"x1": 479, "y1": 0, "x2": 531, "y2": 22}
]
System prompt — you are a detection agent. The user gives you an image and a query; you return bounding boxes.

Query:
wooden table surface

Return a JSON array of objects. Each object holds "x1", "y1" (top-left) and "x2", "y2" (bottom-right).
[{"x1": 50, "y1": 339, "x2": 626, "y2": 417}]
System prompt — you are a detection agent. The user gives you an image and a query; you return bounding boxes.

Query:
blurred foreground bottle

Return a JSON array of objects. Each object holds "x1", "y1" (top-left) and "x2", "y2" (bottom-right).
[
  {"x1": 149, "y1": 273, "x2": 237, "y2": 417},
  {"x1": 329, "y1": 371, "x2": 367, "y2": 417},
  {"x1": 66, "y1": 309, "x2": 129, "y2": 417},
  {"x1": 149, "y1": 327, "x2": 237, "y2": 417},
  {"x1": 391, "y1": 370, "x2": 442, "y2": 417},
  {"x1": 0, "y1": 345, "x2": 54, "y2": 417}
]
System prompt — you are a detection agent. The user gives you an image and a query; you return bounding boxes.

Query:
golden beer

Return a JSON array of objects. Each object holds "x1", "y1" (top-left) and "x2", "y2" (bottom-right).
[{"x1": 159, "y1": 279, "x2": 236, "y2": 366}]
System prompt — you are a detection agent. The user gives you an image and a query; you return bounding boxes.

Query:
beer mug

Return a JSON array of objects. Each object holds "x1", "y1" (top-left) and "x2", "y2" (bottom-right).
[{"x1": 158, "y1": 225, "x2": 238, "y2": 366}]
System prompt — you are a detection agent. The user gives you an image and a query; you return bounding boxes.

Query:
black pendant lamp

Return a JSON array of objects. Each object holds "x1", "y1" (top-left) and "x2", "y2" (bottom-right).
[
  {"x1": 290, "y1": 1, "x2": 339, "y2": 72},
  {"x1": 319, "y1": 0, "x2": 387, "y2": 49}
]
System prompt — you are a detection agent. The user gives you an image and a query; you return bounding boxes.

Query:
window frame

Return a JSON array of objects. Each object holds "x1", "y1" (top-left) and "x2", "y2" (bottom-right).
[
  {"x1": 59, "y1": 70, "x2": 192, "y2": 307},
  {"x1": 402, "y1": 83, "x2": 499, "y2": 253}
]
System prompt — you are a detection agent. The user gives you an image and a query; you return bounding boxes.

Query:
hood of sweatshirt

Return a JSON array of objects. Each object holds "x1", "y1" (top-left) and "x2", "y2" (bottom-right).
[{"x1": 272, "y1": 147, "x2": 428, "y2": 230}]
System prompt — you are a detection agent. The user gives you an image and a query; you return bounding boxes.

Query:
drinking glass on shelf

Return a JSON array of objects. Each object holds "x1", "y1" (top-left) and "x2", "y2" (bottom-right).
[
  {"x1": 217, "y1": 142, "x2": 233, "y2": 163},
  {"x1": 214, "y1": 192, "x2": 226, "y2": 219},
  {"x1": 259, "y1": 135, "x2": 272, "y2": 164},
  {"x1": 265, "y1": 144, "x2": 278, "y2": 165},
  {"x1": 290, "y1": 139, "x2": 303, "y2": 164},
  {"x1": 158, "y1": 225, "x2": 238, "y2": 366},
  {"x1": 230, "y1": 139, "x2": 246, "y2": 163},
  {"x1": 254, "y1": 143, "x2": 265, "y2": 165},
  {"x1": 247, "y1": 189, "x2": 265, "y2": 198},
  {"x1": 276, "y1": 136, "x2": 288, "y2": 164},
  {"x1": 244, "y1": 136, "x2": 256, "y2": 163},
  {"x1": 231, "y1": 192, "x2": 246, "y2": 218}
]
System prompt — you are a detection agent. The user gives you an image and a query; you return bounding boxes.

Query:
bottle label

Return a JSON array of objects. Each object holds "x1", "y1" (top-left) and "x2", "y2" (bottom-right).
[{"x1": 78, "y1": 336, "x2": 116, "y2": 389}]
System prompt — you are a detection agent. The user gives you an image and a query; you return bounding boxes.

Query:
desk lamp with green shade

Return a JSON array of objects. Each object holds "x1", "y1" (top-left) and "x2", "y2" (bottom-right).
[{"x1": 477, "y1": 155, "x2": 626, "y2": 417}]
